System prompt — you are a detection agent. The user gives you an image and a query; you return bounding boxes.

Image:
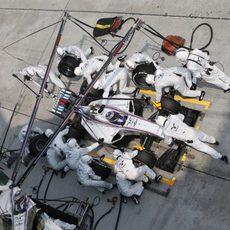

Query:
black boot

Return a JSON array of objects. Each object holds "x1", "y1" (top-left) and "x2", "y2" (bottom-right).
[
  {"x1": 155, "y1": 175, "x2": 162, "y2": 183},
  {"x1": 199, "y1": 91, "x2": 205, "y2": 101},
  {"x1": 221, "y1": 155, "x2": 229, "y2": 164},
  {"x1": 132, "y1": 195, "x2": 140, "y2": 205},
  {"x1": 224, "y1": 88, "x2": 230, "y2": 93},
  {"x1": 214, "y1": 141, "x2": 219, "y2": 146},
  {"x1": 121, "y1": 195, "x2": 127, "y2": 203}
]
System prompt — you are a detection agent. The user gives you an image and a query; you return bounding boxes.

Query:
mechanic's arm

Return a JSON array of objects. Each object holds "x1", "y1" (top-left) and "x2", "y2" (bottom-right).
[
  {"x1": 155, "y1": 85, "x2": 163, "y2": 103},
  {"x1": 84, "y1": 71, "x2": 93, "y2": 85},
  {"x1": 82, "y1": 142, "x2": 100, "y2": 154},
  {"x1": 78, "y1": 47, "x2": 88, "y2": 63},
  {"x1": 59, "y1": 127, "x2": 70, "y2": 137},
  {"x1": 164, "y1": 135, "x2": 173, "y2": 146},
  {"x1": 89, "y1": 168, "x2": 101, "y2": 180},
  {"x1": 177, "y1": 113, "x2": 185, "y2": 121},
  {"x1": 129, "y1": 150, "x2": 139, "y2": 159}
]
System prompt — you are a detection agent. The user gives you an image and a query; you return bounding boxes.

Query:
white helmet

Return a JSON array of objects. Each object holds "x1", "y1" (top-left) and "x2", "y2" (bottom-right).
[
  {"x1": 67, "y1": 138, "x2": 80, "y2": 148},
  {"x1": 74, "y1": 63, "x2": 84, "y2": 76},
  {"x1": 145, "y1": 74, "x2": 155, "y2": 85},
  {"x1": 45, "y1": 129, "x2": 54, "y2": 138},
  {"x1": 125, "y1": 59, "x2": 135, "y2": 71},
  {"x1": 175, "y1": 48, "x2": 189, "y2": 63},
  {"x1": 113, "y1": 149, "x2": 123, "y2": 159},
  {"x1": 57, "y1": 47, "x2": 64, "y2": 56},
  {"x1": 155, "y1": 116, "x2": 167, "y2": 126},
  {"x1": 81, "y1": 155, "x2": 92, "y2": 164}
]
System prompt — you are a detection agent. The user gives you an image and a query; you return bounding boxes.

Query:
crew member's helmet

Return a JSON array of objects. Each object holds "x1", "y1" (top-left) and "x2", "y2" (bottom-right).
[{"x1": 175, "y1": 48, "x2": 189, "y2": 63}]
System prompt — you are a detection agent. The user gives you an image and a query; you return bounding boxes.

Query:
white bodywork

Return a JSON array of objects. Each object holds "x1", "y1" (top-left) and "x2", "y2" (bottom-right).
[{"x1": 80, "y1": 94, "x2": 164, "y2": 144}]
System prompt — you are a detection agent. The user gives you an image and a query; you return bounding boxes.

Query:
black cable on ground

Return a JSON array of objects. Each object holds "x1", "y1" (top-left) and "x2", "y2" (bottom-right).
[
  {"x1": 43, "y1": 170, "x2": 55, "y2": 203},
  {"x1": 93, "y1": 205, "x2": 115, "y2": 230},
  {"x1": 114, "y1": 195, "x2": 123, "y2": 230},
  {"x1": 144, "y1": 22, "x2": 213, "y2": 51},
  {"x1": 35, "y1": 168, "x2": 49, "y2": 200},
  {"x1": 189, "y1": 23, "x2": 213, "y2": 50},
  {"x1": 88, "y1": 205, "x2": 95, "y2": 230}
]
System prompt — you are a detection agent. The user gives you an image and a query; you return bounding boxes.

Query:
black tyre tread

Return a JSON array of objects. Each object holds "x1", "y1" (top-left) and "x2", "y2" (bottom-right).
[
  {"x1": 28, "y1": 134, "x2": 48, "y2": 157},
  {"x1": 161, "y1": 97, "x2": 181, "y2": 114},
  {"x1": 58, "y1": 55, "x2": 81, "y2": 78},
  {"x1": 64, "y1": 125, "x2": 85, "y2": 142},
  {"x1": 132, "y1": 63, "x2": 156, "y2": 88},
  {"x1": 134, "y1": 149, "x2": 157, "y2": 168},
  {"x1": 89, "y1": 159, "x2": 111, "y2": 180}
]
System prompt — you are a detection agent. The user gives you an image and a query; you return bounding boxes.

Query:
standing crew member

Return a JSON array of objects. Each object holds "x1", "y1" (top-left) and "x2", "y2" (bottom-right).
[
  {"x1": 155, "y1": 114, "x2": 228, "y2": 163},
  {"x1": 175, "y1": 48, "x2": 230, "y2": 93},
  {"x1": 145, "y1": 67, "x2": 205, "y2": 108}
]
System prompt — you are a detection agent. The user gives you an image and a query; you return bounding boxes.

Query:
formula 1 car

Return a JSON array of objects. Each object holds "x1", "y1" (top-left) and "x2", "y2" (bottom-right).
[{"x1": 78, "y1": 94, "x2": 164, "y2": 144}]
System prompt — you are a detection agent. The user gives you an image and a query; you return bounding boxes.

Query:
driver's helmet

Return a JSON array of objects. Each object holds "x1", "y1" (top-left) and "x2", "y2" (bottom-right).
[
  {"x1": 105, "y1": 111, "x2": 120, "y2": 123},
  {"x1": 14, "y1": 190, "x2": 26, "y2": 204}
]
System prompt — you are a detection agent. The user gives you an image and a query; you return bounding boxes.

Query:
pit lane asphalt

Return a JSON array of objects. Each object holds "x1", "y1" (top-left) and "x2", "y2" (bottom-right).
[{"x1": 0, "y1": 1, "x2": 230, "y2": 230}]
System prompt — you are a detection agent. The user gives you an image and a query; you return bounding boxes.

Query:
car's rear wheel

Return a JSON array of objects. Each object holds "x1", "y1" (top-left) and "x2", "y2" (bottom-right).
[
  {"x1": 29, "y1": 134, "x2": 48, "y2": 157},
  {"x1": 134, "y1": 149, "x2": 157, "y2": 168},
  {"x1": 161, "y1": 96, "x2": 181, "y2": 114},
  {"x1": 89, "y1": 159, "x2": 112, "y2": 180},
  {"x1": 132, "y1": 63, "x2": 157, "y2": 88}
]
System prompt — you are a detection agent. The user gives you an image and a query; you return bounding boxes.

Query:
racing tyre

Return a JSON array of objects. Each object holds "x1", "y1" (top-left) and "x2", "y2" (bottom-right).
[
  {"x1": 29, "y1": 134, "x2": 48, "y2": 157},
  {"x1": 133, "y1": 99, "x2": 144, "y2": 116},
  {"x1": 161, "y1": 96, "x2": 181, "y2": 114},
  {"x1": 89, "y1": 159, "x2": 111, "y2": 180},
  {"x1": 134, "y1": 149, "x2": 157, "y2": 168},
  {"x1": 64, "y1": 124, "x2": 85, "y2": 142},
  {"x1": 80, "y1": 80, "x2": 103, "y2": 103},
  {"x1": 132, "y1": 63, "x2": 157, "y2": 88},
  {"x1": 58, "y1": 55, "x2": 81, "y2": 78}
]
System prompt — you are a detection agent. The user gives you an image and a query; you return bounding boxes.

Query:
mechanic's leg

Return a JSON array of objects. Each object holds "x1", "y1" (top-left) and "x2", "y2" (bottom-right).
[
  {"x1": 117, "y1": 179, "x2": 144, "y2": 197},
  {"x1": 119, "y1": 76, "x2": 135, "y2": 94},
  {"x1": 85, "y1": 180, "x2": 113, "y2": 190},
  {"x1": 197, "y1": 131, "x2": 216, "y2": 144},
  {"x1": 129, "y1": 165, "x2": 156, "y2": 181},
  {"x1": 179, "y1": 87, "x2": 201, "y2": 98},
  {"x1": 202, "y1": 74, "x2": 230, "y2": 90},
  {"x1": 47, "y1": 150, "x2": 67, "y2": 171},
  {"x1": 84, "y1": 47, "x2": 94, "y2": 59},
  {"x1": 188, "y1": 140, "x2": 222, "y2": 159}
]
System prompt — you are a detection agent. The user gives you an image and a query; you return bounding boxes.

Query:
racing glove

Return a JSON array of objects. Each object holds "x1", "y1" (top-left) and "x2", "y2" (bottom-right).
[{"x1": 97, "y1": 138, "x2": 104, "y2": 144}]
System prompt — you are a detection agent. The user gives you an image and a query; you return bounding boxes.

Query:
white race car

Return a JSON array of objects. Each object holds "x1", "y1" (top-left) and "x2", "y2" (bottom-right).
[{"x1": 78, "y1": 94, "x2": 164, "y2": 144}]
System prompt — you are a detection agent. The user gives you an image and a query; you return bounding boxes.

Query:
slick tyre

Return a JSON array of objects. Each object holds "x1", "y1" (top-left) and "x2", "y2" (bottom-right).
[
  {"x1": 134, "y1": 149, "x2": 157, "y2": 168},
  {"x1": 89, "y1": 159, "x2": 111, "y2": 180},
  {"x1": 58, "y1": 55, "x2": 81, "y2": 78},
  {"x1": 80, "y1": 80, "x2": 103, "y2": 102},
  {"x1": 28, "y1": 134, "x2": 48, "y2": 157},
  {"x1": 161, "y1": 96, "x2": 181, "y2": 114},
  {"x1": 64, "y1": 125, "x2": 85, "y2": 142},
  {"x1": 132, "y1": 63, "x2": 157, "y2": 88}
]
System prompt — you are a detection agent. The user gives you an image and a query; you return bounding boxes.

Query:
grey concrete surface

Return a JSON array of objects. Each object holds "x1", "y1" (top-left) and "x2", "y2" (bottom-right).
[{"x1": 0, "y1": 1, "x2": 230, "y2": 230}]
